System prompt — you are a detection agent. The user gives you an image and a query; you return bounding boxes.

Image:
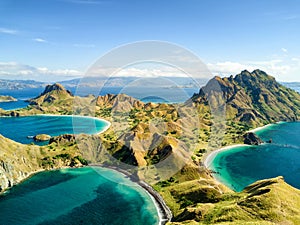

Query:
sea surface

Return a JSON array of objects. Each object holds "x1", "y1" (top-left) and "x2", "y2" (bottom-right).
[
  {"x1": 1, "y1": 83, "x2": 299, "y2": 110},
  {"x1": 0, "y1": 115, "x2": 109, "y2": 145},
  {"x1": 0, "y1": 88, "x2": 44, "y2": 110},
  {"x1": 0, "y1": 167, "x2": 159, "y2": 225},
  {"x1": 0, "y1": 86, "x2": 199, "y2": 111},
  {"x1": 210, "y1": 122, "x2": 300, "y2": 192}
]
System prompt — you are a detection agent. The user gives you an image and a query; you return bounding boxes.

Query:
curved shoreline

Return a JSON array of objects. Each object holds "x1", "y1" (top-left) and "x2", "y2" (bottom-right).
[
  {"x1": 203, "y1": 144, "x2": 246, "y2": 169},
  {"x1": 246, "y1": 122, "x2": 281, "y2": 133},
  {"x1": 36, "y1": 114, "x2": 111, "y2": 135},
  {"x1": 89, "y1": 164, "x2": 172, "y2": 225},
  {"x1": 203, "y1": 122, "x2": 282, "y2": 169},
  {"x1": 1, "y1": 164, "x2": 172, "y2": 225},
  {"x1": 0, "y1": 114, "x2": 169, "y2": 224},
  {"x1": 202, "y1": 122, "x2": 280, "y2": 190},
  {"x1": 202, "y1": 121, "x2": 292, "y2": 192},
  {"x1": 0, "y1": 114, "x2": 111, "y2": 135}
]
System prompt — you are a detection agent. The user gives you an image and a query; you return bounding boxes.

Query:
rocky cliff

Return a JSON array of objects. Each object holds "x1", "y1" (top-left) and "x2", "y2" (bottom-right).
[
  {"x1": 0, "y1": 135, "x2": 41, "y2": 192},
  {"x1": 243, "y1": 132, "x2": 264, "y2": 145},
  {"x1": 0, "y1": 134, "x2": 85, "y2": 193},
  {"x1": 193, "y1": 69, "x2": 300, "y2": 127}
]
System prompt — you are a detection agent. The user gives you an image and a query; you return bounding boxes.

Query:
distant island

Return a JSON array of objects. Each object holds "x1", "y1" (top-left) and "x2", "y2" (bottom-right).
[
  {"x1": 0, "y1": 95, "x2": 17, "y2": 102},
  {"x1": 0, "y1": 79, "x2": 45, "y2": 90},
  {"x1": 1, "y1": 69, "x2": 300, "y2": 225},
  {"x1": 0, "y1": 76, "x2": 209, "y2": 90}
]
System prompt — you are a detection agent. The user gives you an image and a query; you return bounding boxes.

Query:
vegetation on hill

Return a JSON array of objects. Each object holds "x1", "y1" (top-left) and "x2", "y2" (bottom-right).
[
  {"x1": 168, "y1": 176, "x2": 300, "y2": 225},
  {"x1": 1, "y1": 70, "x2": 300, "y2": 224},
  {"x1": 0, "y1": 134, "x2": 87, "y2": 192},
  {"x1": 194, "y1": 70, "x2": 300, "y2": 125}
]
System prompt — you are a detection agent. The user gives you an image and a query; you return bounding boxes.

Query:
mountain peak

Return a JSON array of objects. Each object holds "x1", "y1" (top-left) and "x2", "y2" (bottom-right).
[
  {"x1": 28, "y1": 83, "x2": 73, "y2": 106},
  {"x1": 234, "y1": 69, "x2": 276, "y2": 87},
  {"x1": 41, "y1": 83, "x2": 70, "y2": 95},
  {"x1": 241, "y1": 69, "x2": 251, "y2": 74},
  {"x1": 193, "y1": 69, "x2": 300, "y2": 126}
]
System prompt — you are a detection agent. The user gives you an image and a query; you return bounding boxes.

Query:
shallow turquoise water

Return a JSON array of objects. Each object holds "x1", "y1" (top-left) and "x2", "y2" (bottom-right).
[
  {"x1": 0, "y1": 115, "x2": 109, "y2": 145},
  {"x1": 210, "y1": 122, "x2": 300, "y2": 192},
  {"x1": 0, "y1": 167, "x2": 159, "y2": 225}
]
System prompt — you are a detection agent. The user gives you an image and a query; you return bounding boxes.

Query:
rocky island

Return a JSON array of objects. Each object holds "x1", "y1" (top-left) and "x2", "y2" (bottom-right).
[
  {"x1": 1, "y1": 69, "x2": 300, "y2": 224},
  {"x1": 0, "y1": 95, "x2": 17, "y2": 102},
  {"x1": 33, "y1": 134, "x2": 51, "y2": 142}
]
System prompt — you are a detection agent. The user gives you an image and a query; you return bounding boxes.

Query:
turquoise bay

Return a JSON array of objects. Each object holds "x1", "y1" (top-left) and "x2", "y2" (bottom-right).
[
  {"x1": 0, "y1": 115, "x2": 110, "y2": 145},
  {"x1": 0, "y1": 167, "x2": 159, "y2": 225},
  {"x1": 209, "y1": 122, "x2": 300, "y2": 192}
]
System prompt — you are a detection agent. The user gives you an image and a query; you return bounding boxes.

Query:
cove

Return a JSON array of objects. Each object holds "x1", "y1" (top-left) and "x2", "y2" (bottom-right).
[
  {"x1": 0, "y1": 167, "x2": 159, "y2": 225},
  {"x1": 208, "y1": 122, "x2": 300, "y2": 192},
  {"x1": 0, "y1": 115, "x2": 110, "y2": 145}
]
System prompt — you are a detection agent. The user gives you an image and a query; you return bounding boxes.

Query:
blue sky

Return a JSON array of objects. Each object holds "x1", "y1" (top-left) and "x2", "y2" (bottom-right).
[{"x1": 1, "y1": 0, "x2": 300, "y2": 81}]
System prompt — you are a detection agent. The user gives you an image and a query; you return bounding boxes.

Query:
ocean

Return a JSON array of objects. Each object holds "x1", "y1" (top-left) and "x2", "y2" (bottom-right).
[
  {"x1": 209, "y1": 122, "x2": 300, "y2": 192},
  {"x1": 0, "y1": 115, "x2": 109, "y2": 145},
  {"x1": 0, "y1": 86, "x2": 199, "y2": 111},
  {"x1": 1, "y1": 83, "x2": 299, "y2": 110},
  {"x1": 0, "y1": 88, "x2": 44, "y2": 110},
  {"x1": 0, "y1": 167, "x2": 159, "y2": 225}
]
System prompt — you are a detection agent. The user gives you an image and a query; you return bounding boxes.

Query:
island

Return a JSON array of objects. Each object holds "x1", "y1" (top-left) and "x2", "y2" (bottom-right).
[
  {"x1": 33, "y1": 134, "x2": 51, "y2": 142},
  {"x1": 0, "y1": 95, "x2": 17, "y2": 102},
  {"x1": 1, "y1": 69, "x2": 300, "y2": 225}
]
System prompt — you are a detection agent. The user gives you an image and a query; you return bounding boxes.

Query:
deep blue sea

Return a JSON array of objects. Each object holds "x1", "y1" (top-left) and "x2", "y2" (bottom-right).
[
  {"x1": 210, "y1": 122, "x2": 300, "y2": 192},
  {"x1": 0, "y1": 82, "x2": 299, "y2": 110},
  {"x1": 0, "y1": 88, "x2": 44, "y2": 110},
  {"x1": 0, "y1": 86, "x2": 199, "y2": 110},
  {"x1": 0, "y1": 167, "x2": 159, "y2": 225},
  {"x1": 0, "y1": 115, "x2": 109, "y2": 145}
]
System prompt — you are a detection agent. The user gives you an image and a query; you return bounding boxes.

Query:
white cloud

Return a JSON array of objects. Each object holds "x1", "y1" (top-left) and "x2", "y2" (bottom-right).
[
  {"x1": 281, "y1": 48, "x2": 288, "y2": 53},
  {"x1": 115, "y1": 67, "x2": 186, "y2": 77},
  {"x1": 87, "y1": 64, "x2": 195, "y2": 78},
  {"x1": 33, "y1": 38, "x2": 48, "y2": 43},
  {"x1": 0, "y1": 27, "x2": 18, "y2": 35},
  {"x1": 207, "y1": 61, "x2": 256, "y2": 75},
  {"x1": 0, "y1": 62, "x2": 81, "y2": 81},
  {"x1": 207, "y1": 58, "x2": 300, "y2": 81},
  {"x1": 37, "y1": 67, "x2": 81, "y2": 76}
]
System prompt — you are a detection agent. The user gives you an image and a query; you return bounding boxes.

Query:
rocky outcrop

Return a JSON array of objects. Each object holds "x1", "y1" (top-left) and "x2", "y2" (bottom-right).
[
  {"x1": 9, "y1": 111, "x2": 20, "y2": 117},
  {"x1": 49, "y1": 134, "x2": 76, "y2": 145},
  {"x1": 95, "y1": 93, "x2": 144, "y2": 111},
  {"x1": 33, "y1": 134, "x2": 51, "y2": 142},
  {"x1": 0, "y1": 95, "x2": 17, "y2": 102},
  {"x1": 243, "y1": 132, "x2": 264, "y2": 145},
  {"x1": 0, "y1": 135, "x2": 41, "y2": 192}
]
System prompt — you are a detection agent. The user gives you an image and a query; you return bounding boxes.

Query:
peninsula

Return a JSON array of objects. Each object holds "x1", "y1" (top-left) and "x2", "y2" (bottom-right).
[{"x1": 1, "y1": 69, "x2": 300, "y2": 225}]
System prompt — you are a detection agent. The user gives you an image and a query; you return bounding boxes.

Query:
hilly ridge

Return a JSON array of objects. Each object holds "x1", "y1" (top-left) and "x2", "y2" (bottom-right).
[
  {"x1": 193, "y1": 69, "x2": 300, "y2": 127},
  {"x1": 0, "y1": 70, "x2": 300, "y2": 224}
]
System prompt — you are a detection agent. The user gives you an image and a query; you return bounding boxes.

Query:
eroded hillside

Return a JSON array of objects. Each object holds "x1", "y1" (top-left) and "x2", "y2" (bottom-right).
[{"x1": 1, "y1": 70, "x2": 300, "y2": 224}]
